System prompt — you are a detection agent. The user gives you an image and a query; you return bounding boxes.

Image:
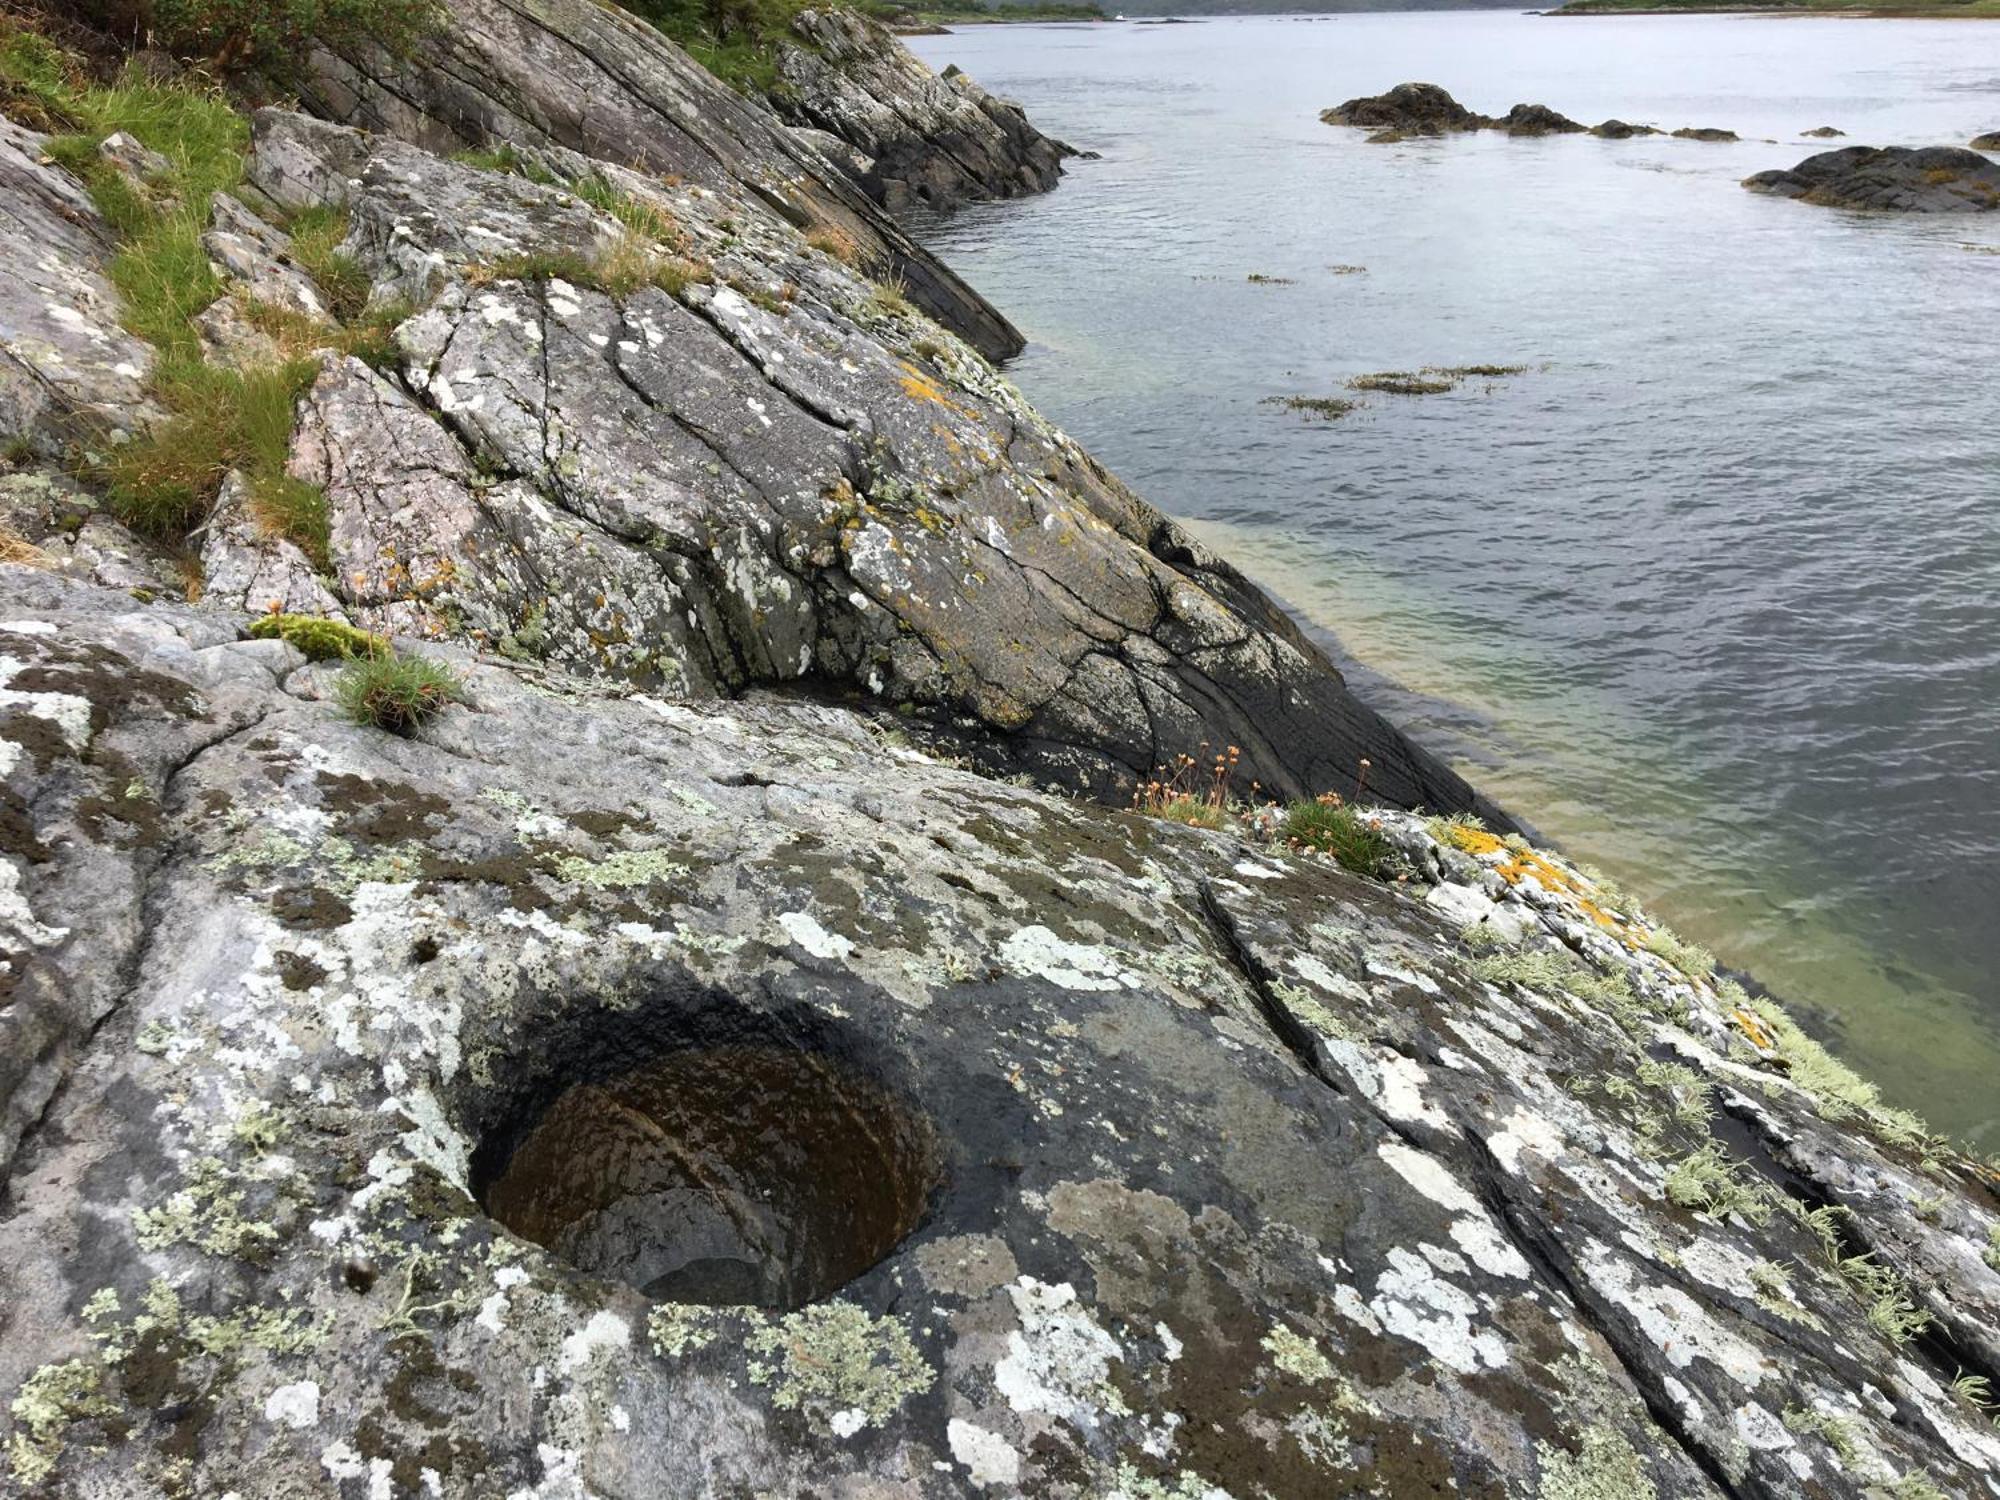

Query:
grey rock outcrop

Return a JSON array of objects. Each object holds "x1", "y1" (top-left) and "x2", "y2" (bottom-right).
[
  {"x1": 0, "y1": 567, "x2": 1995, "y2": 1497},
  {"x1": 1745, "y1": 145, "x2": 2000, "y2": 212},
  {"x1": 220, "y1": 104, "x2": 1494, "y2": 814},
  {"x1": 1496, "y1": 102, "x2": 1586, "y2": 136},
  {"x1": 775, "y1": 7, "x2": 1075, "y2": 213},
  {"x1": 0, "y1": 119, "x2": 158, "y2": 456},
  {"x1": 296, "y1": 0, "x2": 1027, "y2": 360}
]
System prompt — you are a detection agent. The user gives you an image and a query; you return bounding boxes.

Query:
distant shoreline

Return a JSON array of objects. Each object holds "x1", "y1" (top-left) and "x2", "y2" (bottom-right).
[{"x1": 1545, "y1": 3, "x2": 1999, "y2": 16}]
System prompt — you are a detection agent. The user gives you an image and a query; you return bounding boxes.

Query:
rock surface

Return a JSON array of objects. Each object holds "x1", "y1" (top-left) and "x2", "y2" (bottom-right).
[
  {"x1": 1744, "y1": 145, "x2": 2000, "y2": 212},
  {"x1": 1320, "y1": 82, "x2": 1490, "y2": 134},
  {"x1": 298, "y1": 0, "x2": 1028, "y2": 361},
  {"x1": 222, "y1": 103, "x2": 1492, "y2": 814},
  {"x1": 1971, "y1": 131, "x2": 2000, "y2": 152},
  {"x1": 0, "y1": 568, "x2": 1996, "y2": 1498},
  {"x1": 775, "y1": 8, "x2": 1075, "y2": 213}
]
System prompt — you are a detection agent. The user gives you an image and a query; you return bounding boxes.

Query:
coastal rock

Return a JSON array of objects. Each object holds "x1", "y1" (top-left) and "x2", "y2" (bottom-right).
[
  {"x1": 1496, "y1": 102, "x2": 1587, "y2": 136},
  {"x1": 1972, "y1": 131, "x2": 2000, "y2": 151},
  {"x1": 1672, "y1": 126, "x2": 1739, "y2": 143},
  {"x1": 1744, "y1": 145, "x2": 2000, "y2": 212},
  {"x1": 774, "y1": 7, "x2": 1075, "y2": 213},
  {"x1": 1802, "y1": 126, "x2": 1847, "y2": 138},
  {"x1": 1591, "y1": 118, "x2": 1660, "y2": 138},
  {"x1": 228, "y1": 104, "x2": 1497, "y2": 813},
  {"x1": 0, "y1": 567, "x2": 1996, "y2": 1497},
  {"x1": 297, "y1": 0, "x2": 1027, "y2": 360},
  {"x1": 1320, "y1": 82, "x2": 1490, "y2": 134}
]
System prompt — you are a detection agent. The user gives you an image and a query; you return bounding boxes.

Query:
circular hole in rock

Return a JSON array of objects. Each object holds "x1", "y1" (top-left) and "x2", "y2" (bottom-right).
[{"x1": 471, "y1": 1013, "x2": 938, "y2": 1310}]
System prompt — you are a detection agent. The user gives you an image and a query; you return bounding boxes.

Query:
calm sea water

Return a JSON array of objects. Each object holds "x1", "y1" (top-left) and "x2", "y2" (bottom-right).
[{"x1": 908, "y1": 13, "x2": 2000, "y2": 1145}]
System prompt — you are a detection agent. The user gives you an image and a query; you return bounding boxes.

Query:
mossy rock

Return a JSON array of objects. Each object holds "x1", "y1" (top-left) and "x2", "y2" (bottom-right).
[{"x1": 247, "y1": 613, "x2": 388, "y2": 663}]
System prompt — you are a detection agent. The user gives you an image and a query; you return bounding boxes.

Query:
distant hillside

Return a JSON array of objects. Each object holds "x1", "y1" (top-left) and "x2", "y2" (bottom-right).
[{"x1": 952, "y1": 0, "x2": 1526, "y2": 15}]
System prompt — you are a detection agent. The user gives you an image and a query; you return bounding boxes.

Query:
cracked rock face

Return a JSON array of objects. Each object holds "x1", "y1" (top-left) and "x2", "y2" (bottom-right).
[
  {"x1": 296, "y1": 0, "x2": 1028, "y2": 360},
  {"x1": 227, "y1": 107, "x2": 1493, "y2": 813},
  {"x1": 775, "y1": 8, "x2": 1075, "y2": 214},
  {"x1": 1743, "y1": 146, "x2": 2000, "y2": 212},
  {"x1": 0, "y1": 119, "x2": 159, "y2": 457},
  {"x1": 0, "y1": 569, "x2": 1997, "y2": 1498}
]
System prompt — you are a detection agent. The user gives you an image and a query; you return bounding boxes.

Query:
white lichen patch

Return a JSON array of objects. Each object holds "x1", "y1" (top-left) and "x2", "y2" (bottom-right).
[
  {"x1": 1579, "y1": 1245, "x2": 1773, "y2": 1388},
  {"x1": 1368, "y1": 1246, "x2": 1507, "y2": 1375},
  {"x1": 948, "y1": 1417, "x2": 1022, "y2": 1488},
  {"x1": 776, "y1": 910, "x2": 856, "y2": 960},
  {"x1": 263, "y1": 1381, "x2": 321, "y2": 1430},
  {"x1": 993, "y1": 1277, "x2": 1126, "y2": 1428},
  {"x1": 997, "y1": 926, "x2": 1138, "y2": 992}
]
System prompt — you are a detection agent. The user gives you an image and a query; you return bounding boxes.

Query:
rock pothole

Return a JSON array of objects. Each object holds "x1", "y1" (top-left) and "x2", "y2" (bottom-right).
[{"x1": 470, "y1": 1003, "x2": 939, "y2": 1309}]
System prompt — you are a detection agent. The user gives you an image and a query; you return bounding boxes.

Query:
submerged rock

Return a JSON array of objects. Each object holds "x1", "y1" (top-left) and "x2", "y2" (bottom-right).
[
  {"x1": 775, "y1": 7, "x2": 1076, "y2": 213},
  {"x1": 1745, "y1": 145, "x2": 2000, "y2": 213},
  {"x1": 0, "y1": 568, "x2": 1995, "y2": 1497}
]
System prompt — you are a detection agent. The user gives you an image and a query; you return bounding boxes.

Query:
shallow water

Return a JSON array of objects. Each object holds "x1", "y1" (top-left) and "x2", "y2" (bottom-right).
[{"x1": 907, "y1": 13, "x2": 2000, "y2": 1144}]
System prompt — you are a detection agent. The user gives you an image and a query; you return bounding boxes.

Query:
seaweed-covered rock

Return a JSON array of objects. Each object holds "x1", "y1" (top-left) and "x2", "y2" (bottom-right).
[
  {"x1": 1591, "y1": 118, "x2": 1659, "y2": 138},
  {"x1": 775, "y1": 7, "x2": 1075, "y2": 213},
  {"x1": 1673, "y1": 126, "x2": 1739, "y2": 143},
  {"x1": 1495, "y1": 102, "x2": 1586, "y2": 136},
  {"x1": 1745, "y1": 145, "x2": 2000, "y2": 213},
  {"x1": 1320, "y1": 82, "x2": 1491, "y2": 134},
  {"x1": 0, "y1": 567, "x2": 1996, "y2": 1498}
]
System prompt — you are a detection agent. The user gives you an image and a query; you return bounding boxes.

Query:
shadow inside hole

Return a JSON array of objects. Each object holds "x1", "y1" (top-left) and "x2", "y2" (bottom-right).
[{"x1": 470, "y1": 1000, "x2": 939, "y2": 1310}]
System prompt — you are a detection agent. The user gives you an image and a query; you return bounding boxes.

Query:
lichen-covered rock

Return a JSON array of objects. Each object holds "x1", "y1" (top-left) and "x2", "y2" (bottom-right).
[
  {"x1": 0, "y1": 119, "x2": 159, "y2": 456},
  {"x1": 1744, "y1": 146, "x2": 2000, "y2": 212},
  {"x1": 295, "y1": 0, "x2": 1028, "y2": 360},
  {"x1": 775, "y1": 7, "x2": 1074, "y2": 213},
  {"x1": 0, "y1": 567, "x2": 1995, "y2": 1498},
  {"x1": 225, "y1": 106, "x2": 1495, "y2": 814}
]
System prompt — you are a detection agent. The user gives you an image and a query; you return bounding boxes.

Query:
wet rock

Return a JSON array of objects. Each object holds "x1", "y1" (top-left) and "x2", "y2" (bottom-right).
[
  {"x1": 0, "y1": 567, "x2": 1995, "y2": 1498},
  {"x1": 1802, "y1": 126, "x2": 1846, "y2": 139},
  {"x1": 296, "y1": 0, "x2": 1027, "y2": 361},
  {"x1": 1745, "y1": 145, "x2": 2000, "y2": 213},
  {"x1": 775, "y1": 7, "x2": 1075, "y2": 213},
  {"x1": 1320, "y1": 82, "x2": 1491, "y2": 134},
  {"x1": 0, "y1": 119, "x2": 159, "y2": 456},
  {"x1": 1496, "y1": 102, "x2": 1587, "y2": 136},
  {"x1": 1672, "y1": 126, "x2": 1739, "y2": 143},
  {"x1": 1591, "y1": 118, "x2": 1660, "y2": 138},
  {"x1": 1972, "y1": 131, "x2": 2000, "y2": 152}
]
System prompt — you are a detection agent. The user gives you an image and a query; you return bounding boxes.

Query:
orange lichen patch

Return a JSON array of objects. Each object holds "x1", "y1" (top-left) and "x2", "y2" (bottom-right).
[
  {"x1": 897, "y1": 362, "x2": 975, "y2": 419},
  {"x1": 1444, "y1": 827, "x2": 1638, "y2": 941},
  {"x1": 1730, "y1": 1008, "x2": 1777, "y2": 1051}
]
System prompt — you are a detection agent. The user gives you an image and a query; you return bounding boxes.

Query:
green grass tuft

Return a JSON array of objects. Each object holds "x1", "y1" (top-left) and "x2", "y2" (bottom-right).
[
  {"x1": 333, "y1": 652, "x2": 466, "y2": 734},
  {"x1": 1283, "y1": 800, "x2": 1391, "y2": 877}
]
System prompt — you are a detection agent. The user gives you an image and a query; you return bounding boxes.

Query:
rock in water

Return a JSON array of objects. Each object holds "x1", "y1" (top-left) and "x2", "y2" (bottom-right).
[
  {"x1": 1320, "y1": 82, "x2": 1491, "y2": 133},
  {"x1": 1671, "y1": 126, "x2": 1739, "y2": 142},
  {"x1": 1972, "y1": 131, "x2": 2000, "y2": 152},
  {"x1": 1, "y1": 569, "x2": 1998, "y2": 1497},
  {"x1": 1802, "y1": 126, "x2": 1846, "y2": 139},
  {"x1": 776, "y1": 7, "x2": 1075, "y2": 213},
  {"x1": 1745, "y1": 145, "x2": 2000, "y2": 212},
  {"x1": 1591, "y1": 118, "x2": 1660, "y2": 138},
  {"x1": 1496, "y1": 102, "x2": 1587, "y2": 136}
]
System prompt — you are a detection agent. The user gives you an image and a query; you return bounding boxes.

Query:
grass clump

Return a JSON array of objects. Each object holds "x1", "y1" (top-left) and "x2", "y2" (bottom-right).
[
  {"x1": 1261, "y1": 396, "x2": 1357, "y2": 421},
  {"x1": 805, "y1": 224, "x2": 862, "y2": 266},
  {"x1": 333, "y1": 651, "x2": 465, "y2": 734},
  {"x1": 282, "y1": 204, "x2": 372, "y2": 322},
  {"x1": 1132, "y1": 746, "x2": 1240, "y2": 832},
  {"x1": 248, "y1": 613, "x2": 386, "y2": 662},
  {"x1": 1283, "y1": 796, "x2": 1391, "y2": 877},
  {"x1": 862, "y1": 277, "x2": 915, "y2": 321},
  {"x1": 1662, "y1": 1142, "x2": 1771, "y2": 1225}
]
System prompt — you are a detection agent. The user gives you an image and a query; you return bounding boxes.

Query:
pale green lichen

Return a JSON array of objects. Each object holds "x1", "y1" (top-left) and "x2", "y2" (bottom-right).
[
  {"x1": 1985, "y1": 1224, "x2": 2000, "y2": 1273},
  {"x1": 1467, "y1": 947, "x2": 1635, "y2": 1019},
  {"x1": 1782, "y1": 1404, "x2": 1866, "y2": 1467},
  {"x1": 1633, "y1": 1058, "x2": 1711, "y2": 1127},
  {"x1": 1641, "y1": 926, "x2": 1713, "y2": 980},
  {"x1": 1747, "y1": 1260, "x2": 1819, "y2": 1328},
  {"x1": 1270, "y1": 982, "x2": 1357, "y2": 1042},
  {"x1": 648, "y1": 1304, "x2": 725, "y2": 1358},
  {"x1": 1106, "y1": 1463, "x2": 1230, "y2": 1500},
  {"x1": 1537, "y1": 1423, "x2": 1657, "y2": 1500},
  {"x1": 130, "y1": 1156, "x2": 286, "y2": 1261},
  {"x1": 744, "y1": 1303, "x2": 932, "y2": 1427},
  {"x1": 7, "y1": 1359, "x2": 118, "y2": 1485},
  {"x1": 1260, "y1": 1325, "x2": 1336, "y2": 1384},
  {"x1": 1831, "y1": 1250, "x2": 1932, "y2": 1348},
  {"x1": 1662, "y1": 1143, "x2": 1771, "y2": 1226},
  {"x1": 553, "y1": 847, "x2": 691, "y2": 890},
  {"x1": 207, "y1": 826, "x2": 417, "y2": 894}
]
